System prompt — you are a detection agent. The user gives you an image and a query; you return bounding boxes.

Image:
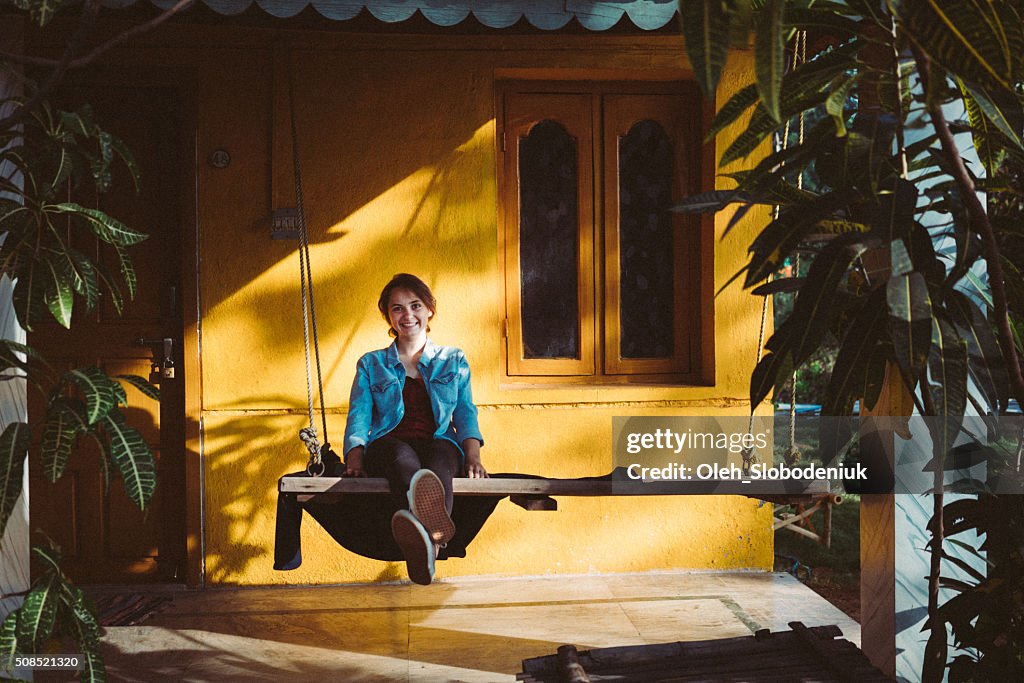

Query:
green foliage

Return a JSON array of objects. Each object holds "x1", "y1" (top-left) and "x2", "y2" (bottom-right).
[
  {"x1": 0, "y1": 542, "x2": 106, "y2": 682},
  {"x1": 0, "y1": 101, "x2": 144, "y2": 331},
  {"x1": 938, "y1": 473, "x2": 1024, "y2": 682},
  {"x1": 674, "y1": 2, "x2": 1024, "y2": 679},
  {"x1": 10, "y1": 0, "x2": 71, "y2": 27},
  {"x1": 0, "y1": 422, "x2": 32, "y2": 549},
  {"x1": 2, "y1": 73, "x2": 157, "y2": 680}
]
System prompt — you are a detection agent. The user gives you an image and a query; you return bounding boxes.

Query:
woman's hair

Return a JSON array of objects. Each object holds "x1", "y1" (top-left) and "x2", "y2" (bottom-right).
[{"x1": 378, "y1": 273, "x2": 437, "y2": 337}]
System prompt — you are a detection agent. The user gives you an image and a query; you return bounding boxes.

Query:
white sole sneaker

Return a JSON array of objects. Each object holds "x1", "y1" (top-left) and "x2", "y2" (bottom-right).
[
  {"x1": 408, "y1": 469, "x2": 456, "y2": 545},
  {"x1": 391, "y1": 510, "x2": 434, "y2": 586}
]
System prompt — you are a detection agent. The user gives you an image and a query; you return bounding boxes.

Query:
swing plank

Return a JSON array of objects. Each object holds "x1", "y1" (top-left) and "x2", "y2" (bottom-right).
[{"x1": 279, "y1": 475, "x2": 831, "y2": 503}]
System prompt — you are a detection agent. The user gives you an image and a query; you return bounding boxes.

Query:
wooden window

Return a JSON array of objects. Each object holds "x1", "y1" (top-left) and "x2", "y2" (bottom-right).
[{"x1": 500, "y1": 81, "x2": 705, "y2": 383}]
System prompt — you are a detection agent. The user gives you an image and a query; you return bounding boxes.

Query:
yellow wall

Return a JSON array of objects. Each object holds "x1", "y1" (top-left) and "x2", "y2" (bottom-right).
[{"x1": 43, "y1": 23, "x2": 774, "y2": 584}]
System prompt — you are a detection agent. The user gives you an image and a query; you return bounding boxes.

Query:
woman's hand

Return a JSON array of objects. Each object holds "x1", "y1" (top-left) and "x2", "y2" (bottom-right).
[
  {"x1": 344, "y1": 446, "x2": 367, "y2": 478},
  {"x1": 462, "y1": 438, "x2": 488, "y2": 478}
]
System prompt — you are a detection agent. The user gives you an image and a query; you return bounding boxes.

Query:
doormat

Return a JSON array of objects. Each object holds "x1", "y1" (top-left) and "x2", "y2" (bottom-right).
[{"x1": 94, "y1": 593, "x2": 174, "y2": 626}]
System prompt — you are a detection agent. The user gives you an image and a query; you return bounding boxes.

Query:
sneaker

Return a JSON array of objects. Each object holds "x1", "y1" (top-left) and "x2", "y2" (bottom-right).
[
  {"x1": 408, "y1": 469, "x2": 456, "y2": 545},
  {"x1": 391, "y1": 510, "x2": 434, "y2": 586}
]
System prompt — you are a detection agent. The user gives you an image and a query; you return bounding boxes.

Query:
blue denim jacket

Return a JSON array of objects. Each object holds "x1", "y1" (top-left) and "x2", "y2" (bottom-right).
[{"x1": 342, "y1": 339, "x2": 484, "y2": 458}]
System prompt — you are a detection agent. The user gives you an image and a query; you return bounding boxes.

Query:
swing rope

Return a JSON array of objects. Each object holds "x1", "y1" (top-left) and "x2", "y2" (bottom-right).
[
  {"x1": 785, "y1": 29, "x2": 808, "y2": 467},
  {"x1": 743, "y1": 29, "x2": 808, "y2": 474},
  {"x1": 287, "y1": 54, "x2": 330, "y2": 476}
]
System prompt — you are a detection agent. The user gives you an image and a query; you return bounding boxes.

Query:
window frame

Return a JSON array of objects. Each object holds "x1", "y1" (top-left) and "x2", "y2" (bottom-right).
[{"x1": 498, "y1": 79, "x2": 712, "y2": 386}]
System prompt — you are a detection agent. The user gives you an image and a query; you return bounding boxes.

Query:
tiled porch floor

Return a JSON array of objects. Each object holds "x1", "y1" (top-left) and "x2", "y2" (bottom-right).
[{"x1": 98, "y1": 572, "x2": 860, "y2": 682}]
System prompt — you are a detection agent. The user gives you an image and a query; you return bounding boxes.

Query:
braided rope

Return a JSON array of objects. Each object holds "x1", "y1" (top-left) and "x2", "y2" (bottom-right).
[
  {"x1": 745, "y1": 29, "x2": 809, "y2": 474},
  {"x1": 287, "y1": 54, "x2": 329, "y2": 473},
  {"x1": 787, "y1": 31, "x2": 808, "y2": 466}
]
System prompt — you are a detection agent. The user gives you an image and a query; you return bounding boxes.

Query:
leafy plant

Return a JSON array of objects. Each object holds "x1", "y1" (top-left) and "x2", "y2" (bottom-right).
[
  {"x1": 2, "y1": 15, "x2": 163, "y2": 683},
  {"x1": 675, "y1": 1, "x2": 1024, "y2": 681},
  {"x1": 938, "y1": 456, "x2": 1024, "y2": 682},
  {"x1": 0, "y1": 542, "x2": 105, "y2": 679},
  {"x1": 1, "y1": 94, "x2": 159, "y2": 531}
]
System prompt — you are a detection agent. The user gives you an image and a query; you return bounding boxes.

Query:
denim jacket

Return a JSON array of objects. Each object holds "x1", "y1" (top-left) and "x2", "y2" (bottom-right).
[{"x1": 342, "y1": 339, "x2": 484, "y2": 458}]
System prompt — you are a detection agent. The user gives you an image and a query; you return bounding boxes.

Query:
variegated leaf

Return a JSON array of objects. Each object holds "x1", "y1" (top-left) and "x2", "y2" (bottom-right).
[
  {"x1": 110, "y1": 134, "x2": 140, "y2": 194},
  {"x1": 95, "y1": 260, "x2": 125, "y2": 316},
  {"x1": 16, "y1": 574, "x2": 60, "y2": 651},
  {"x1": 66, "y1": 367, "x2": 118, "y2": 425},
  {"x1": 824, "y1": 288, "x2": 887, "y2": 416},
  {"x1": 0, "y1": 611, "x2": 17, "y2": 671},
  {"x1": 949, "y1": 290, "x2": 1008, "y2": 414},
  {"x1": 12, "y1": 260, "x2": 47, "y2": 331},
  {"x1": 887, "y1": 271, "x2": 932, "y2": 391},
  {"x1": 0, "y1": 422, "x2": 30, "y2": 539},
  {"x1": 115, "y1": 244, "x2": 137, "y2": 300},
  {"x1": 115, "y1": 374, "x2": 161, "y2": 402},
  {"x1": 41, "y1": 398, "x2": 87, "y2": 482},
  {"x1": 103, "y1": 412, "x2": 156, "y2": 511},
  {"x1": 706, "y1": 83, "x2": 759, "y2": 141},
  {"x1": 68, "y1": 248, "x2": 101, "y2": 311},
  {"x1": 960, "y1": 81, "x2": 1023, "y2": 149},
  {"x1": 754, "y1": 0, "x2": 788, "y2": 123},
  {"x1": 790, "y1": 234, "x2": 869, "y2": 365},
  {"x1": 892, "y1": 0, "x2": 1014, "y2": 91},
  {"x1": 43, "y1": 257, "x2": 74, "y2": 328},
  {"x1": 927, "y1": 314, "x2": 968, "y2": 465},
  {"x1": 679, "y1": 0, "x2": 740, "y2": 97},
  {"x1": 51, "y1": 202, "x2": 149, "y2": 246}
]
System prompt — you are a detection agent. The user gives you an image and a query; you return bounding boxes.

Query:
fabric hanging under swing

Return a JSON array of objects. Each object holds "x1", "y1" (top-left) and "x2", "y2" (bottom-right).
[{"x1": 273, "y1": 56, "x2": 507, "y2": 570}]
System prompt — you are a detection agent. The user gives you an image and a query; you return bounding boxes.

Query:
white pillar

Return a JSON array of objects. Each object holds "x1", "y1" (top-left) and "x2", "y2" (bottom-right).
[{"x1": 0, "y1": 15, "x2": 30, "y2": 626}]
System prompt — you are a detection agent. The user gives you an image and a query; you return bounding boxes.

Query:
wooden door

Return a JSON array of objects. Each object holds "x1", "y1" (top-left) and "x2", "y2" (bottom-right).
[{"x1": 29, "y1": 82, "x2": 188, "y2": 583}]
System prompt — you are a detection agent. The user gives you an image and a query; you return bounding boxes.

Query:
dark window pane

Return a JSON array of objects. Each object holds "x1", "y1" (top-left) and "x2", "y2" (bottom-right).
[
  {"x1": 619, "y1": 119, "x2": 674, "y2": 359},
  {"x1": 519, "y1": 120, "x2": 579, "y2": 359}
]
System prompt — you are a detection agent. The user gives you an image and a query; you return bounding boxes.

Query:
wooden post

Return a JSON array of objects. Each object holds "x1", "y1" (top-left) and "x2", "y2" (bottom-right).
[{"x1": 859, "y1": 362, "x2": 913, "y2": 677}]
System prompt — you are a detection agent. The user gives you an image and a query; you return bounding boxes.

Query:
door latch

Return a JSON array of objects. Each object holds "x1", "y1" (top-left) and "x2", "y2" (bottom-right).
[{"x1": 137, "y1": 337, "x2": 175, "y2": 381}]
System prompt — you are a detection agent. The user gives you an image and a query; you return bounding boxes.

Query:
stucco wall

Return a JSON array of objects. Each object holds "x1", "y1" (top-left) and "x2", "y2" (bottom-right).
[
  {"x1": 193, "y1": 30, "x2": 773, "y2": 584},
  {"x1": 29, "y1": 22, "x2": 775, "y2": 585}
]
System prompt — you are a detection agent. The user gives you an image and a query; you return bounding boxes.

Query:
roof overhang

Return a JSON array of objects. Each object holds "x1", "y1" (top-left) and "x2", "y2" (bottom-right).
[{"x1": 104, "y1": 0, "x2": 680, "y2": 31}]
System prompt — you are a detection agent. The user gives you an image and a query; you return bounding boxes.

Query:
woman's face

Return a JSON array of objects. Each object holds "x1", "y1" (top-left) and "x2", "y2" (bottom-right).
[{"x1": 387, "y1": 288, "x2": 433, "y2": 341}]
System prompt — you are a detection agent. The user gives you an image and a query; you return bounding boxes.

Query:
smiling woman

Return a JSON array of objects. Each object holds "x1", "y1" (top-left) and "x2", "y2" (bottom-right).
[{"x1": 340, "y1": 273, "x2": 487, "y2": 585}]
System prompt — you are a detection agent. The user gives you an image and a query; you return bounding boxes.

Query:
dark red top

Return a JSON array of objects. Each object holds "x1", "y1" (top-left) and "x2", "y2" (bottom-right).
[{"x1": 390, "y1": 376, "x2": 435, "y2": 441}]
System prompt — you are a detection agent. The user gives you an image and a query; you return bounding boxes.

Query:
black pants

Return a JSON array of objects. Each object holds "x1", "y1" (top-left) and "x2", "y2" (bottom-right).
[{"x1": 365, "y1": 435, "x2": 459, "y2": 514}]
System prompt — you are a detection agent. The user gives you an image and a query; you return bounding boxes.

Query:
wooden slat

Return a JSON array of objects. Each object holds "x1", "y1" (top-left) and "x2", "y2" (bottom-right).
[
  {"x1": 519, "y1": 625, "x2": 891, "y2": 683},
  {"x1": 279, "y1": 475, "x2": 831, "y2": 497}
]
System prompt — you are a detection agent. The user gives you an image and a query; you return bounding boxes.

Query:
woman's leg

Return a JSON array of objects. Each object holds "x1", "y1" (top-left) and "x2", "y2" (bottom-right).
[
  {"x1": 365, "y1": 435, "x2": 422, "y2": 510},
  {"x1": 421, "y1": 439, "x2": 460, "y2": 514}
]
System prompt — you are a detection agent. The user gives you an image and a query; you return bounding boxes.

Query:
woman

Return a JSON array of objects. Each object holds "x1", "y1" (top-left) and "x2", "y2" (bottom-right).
[{"x1": 343, "y1": 273, "x2": 487, "y2": 585}]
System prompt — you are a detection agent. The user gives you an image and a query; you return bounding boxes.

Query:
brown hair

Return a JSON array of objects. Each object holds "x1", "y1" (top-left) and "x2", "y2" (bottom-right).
[{"x1": 378, "y1": 273, "x2": 437, "y2": 337}]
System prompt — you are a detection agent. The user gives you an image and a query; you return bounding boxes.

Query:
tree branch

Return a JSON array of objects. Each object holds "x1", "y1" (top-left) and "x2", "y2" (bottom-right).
[
  {"x1": 0, "y1": 0, "x2": 102, "y2": 132},
  {"x1": 0, "y1": 0, "x2": 195, "y2": 132},
  {"x1": 0, "y1": 0, "x2": 195, "y2": 70},
  {"x1": 912, "y1": 45, "x2": 1024, "y2": 409}
]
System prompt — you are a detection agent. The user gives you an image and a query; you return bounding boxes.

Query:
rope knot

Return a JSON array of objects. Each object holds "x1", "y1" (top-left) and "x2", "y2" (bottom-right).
[
  {"x1": 741, "y1": 445, "x2": 759, "y2": 476},
  {"x1": 299, "y1": 427, "x2": 325, "y2": 476},
  {"x1": 299, "y1": 427, "x2": 321, "y2": 455}
]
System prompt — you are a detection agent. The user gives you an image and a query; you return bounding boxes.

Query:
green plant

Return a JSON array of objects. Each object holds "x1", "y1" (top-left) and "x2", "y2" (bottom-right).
[
  {"x1": 0, "y1": 93, "x2": 159, "y2": 680},
  {"x1": 674, "y1": 1, "x2": 1024, "y2": 680},
  {"x1": 2, "y1": 2, "x2": 195, "y2": 678},
  {"x1": 1, "y1": 33, "x2": 167, "y2": 683}
]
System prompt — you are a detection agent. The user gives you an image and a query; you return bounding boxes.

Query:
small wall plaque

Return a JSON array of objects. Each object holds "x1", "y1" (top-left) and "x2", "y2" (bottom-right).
[{"x1": 209, "y1": 149, "x2": 231, "y2": 169}]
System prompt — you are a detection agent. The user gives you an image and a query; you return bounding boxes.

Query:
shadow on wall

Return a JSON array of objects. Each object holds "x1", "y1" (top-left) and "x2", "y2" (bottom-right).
[
  {"x1": 202, "y1": 123, "x2": 497, "y2": 414},
  {"x1": 198, "y1": 404, "x2": 772, "y2": 584},
  {"x1": 201, "y1": 56, "x2": 495, "y2": 317}
]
